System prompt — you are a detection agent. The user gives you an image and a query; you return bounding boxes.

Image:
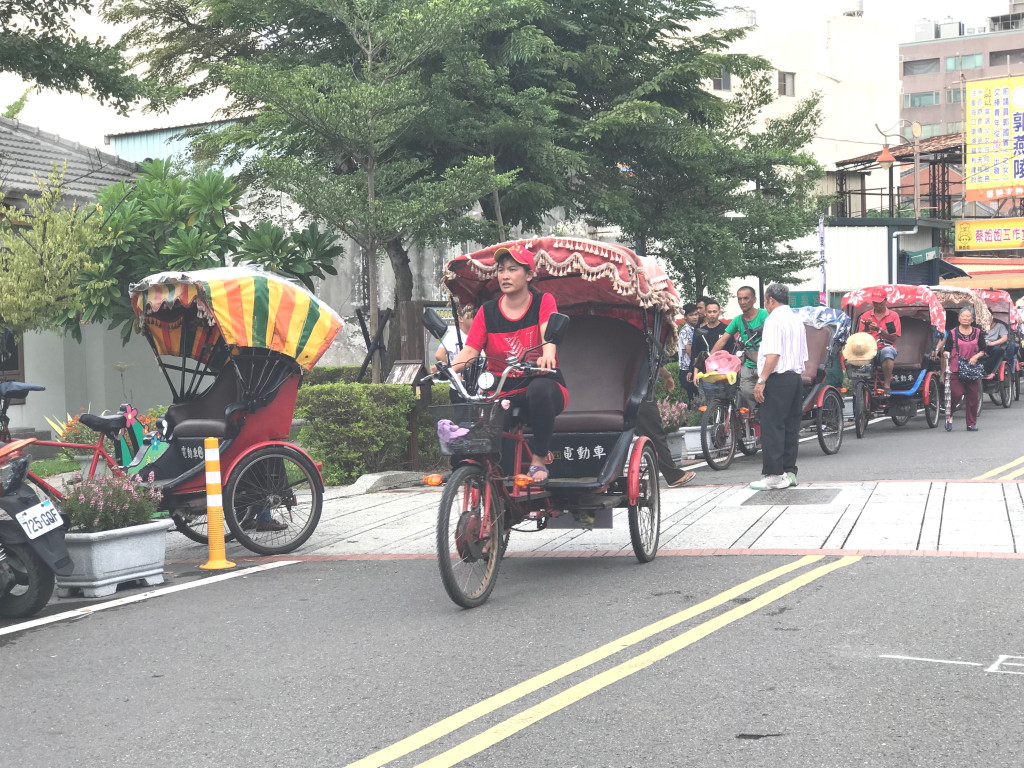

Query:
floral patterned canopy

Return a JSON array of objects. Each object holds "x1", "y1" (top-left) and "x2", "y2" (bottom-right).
[
  {"x1": 927, "y1": 286, "x2": 993, "y2": 332},
  {"x1": 841, "y1": 284, "x2": 946, "y2": 333},
  {"x1": 442, "y1": 237, "x2": 682, "y2": 350},
  {"x1": 974, "y1": 288, "x2": 1017, "y2": 329}
]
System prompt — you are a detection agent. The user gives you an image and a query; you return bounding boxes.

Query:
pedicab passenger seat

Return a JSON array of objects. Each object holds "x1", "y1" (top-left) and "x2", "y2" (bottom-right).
[
  {"x1": 551, "y1": 316, "x2": 645, "y2": 433},
  {"x1": 891, "y1": 317, "x2": 932, "y2": 371},
  {"x1": 801, "y1": 326, "x2": 832, "y2": 386},
  {"x1": 163, "y1": 365, "x2": 243, "y2": 439}
]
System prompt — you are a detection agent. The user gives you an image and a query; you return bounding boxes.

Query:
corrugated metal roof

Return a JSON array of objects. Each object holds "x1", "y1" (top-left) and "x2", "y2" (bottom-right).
[
  {"x1": 836, "y1": 133, "x2": 965, "y2": 168},
  {"x1": 104, "y1": 119, "x2": 230, "y2": 140},
  {"x1": 0, "y1": 117, "x2": 138, "y2": 201}
]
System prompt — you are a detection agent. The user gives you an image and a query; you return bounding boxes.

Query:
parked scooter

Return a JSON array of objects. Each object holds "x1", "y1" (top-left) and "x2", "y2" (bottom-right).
[{"x1": 0, "y1": 440, "x2": 73, "y2": 619}]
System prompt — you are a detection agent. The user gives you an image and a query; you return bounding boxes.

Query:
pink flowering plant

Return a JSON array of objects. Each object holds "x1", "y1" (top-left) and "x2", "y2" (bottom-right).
[
  {"x1": 658, "y1": 398, "x2": 689, "y2": 431},
  {"x1": 60, "y1": 472, "x2": 161, "y2": 533}
]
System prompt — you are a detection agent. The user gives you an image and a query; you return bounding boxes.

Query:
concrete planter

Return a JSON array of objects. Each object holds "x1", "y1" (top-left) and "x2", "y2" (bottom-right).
[
  {"x1": 680, "y1": 426, "x2": 703, "y2": 459},
  {"x1": 57, "y1": 519, "x2": 174, "y2": 598}
]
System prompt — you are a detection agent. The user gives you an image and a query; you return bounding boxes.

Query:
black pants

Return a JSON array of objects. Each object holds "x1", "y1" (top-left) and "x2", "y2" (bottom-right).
[
  {"x1": 760, "y1": 371, "x2": 802, "y2": 477},
  {"x1": 506, "y1": 377, "x2": 565, "y2": 458},
  {"x1": 635, "y1": 399, "x2": 688, "y2": 484},
  {"x1": 679, "y1": 367, "x2": 699, "y2": 403},
  {"x1": 984, "y1": 345, "x2": 1006, "y2": 375}
]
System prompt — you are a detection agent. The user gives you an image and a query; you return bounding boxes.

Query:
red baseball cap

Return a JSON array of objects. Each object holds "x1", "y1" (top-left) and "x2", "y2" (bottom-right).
[
  {"x1": 867, "y1": 287, "x2": 887, "y2": 303},
  {"x1": 493, "y1": 243, "x2": 536, "y2": 272}
]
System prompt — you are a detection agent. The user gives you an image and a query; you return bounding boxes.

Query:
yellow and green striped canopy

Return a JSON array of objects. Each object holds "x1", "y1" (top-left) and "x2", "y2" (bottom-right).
[{"x1": 130, "y1": 267, "x2": 343, "y2": 370}]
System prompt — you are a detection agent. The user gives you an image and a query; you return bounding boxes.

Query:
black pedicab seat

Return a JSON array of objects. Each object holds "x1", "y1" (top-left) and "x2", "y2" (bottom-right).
[
  {"x1": 802, "y1": 326, "x2": 832, "y2": 386},
  {"x1": 163, "y1": 365, "x2": 243, "y2": 438},
  {"x1": 552, "y1": 315, "x2": 645, "y2": 433},
  {"x1": 892, "y1": 317, "x2": 933, "y2": 371}
]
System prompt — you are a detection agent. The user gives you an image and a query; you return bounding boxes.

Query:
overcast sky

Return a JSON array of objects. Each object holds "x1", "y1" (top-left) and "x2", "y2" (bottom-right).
[{"x1": 724, "y1": 0, "x2": 1013, "y2": 43}]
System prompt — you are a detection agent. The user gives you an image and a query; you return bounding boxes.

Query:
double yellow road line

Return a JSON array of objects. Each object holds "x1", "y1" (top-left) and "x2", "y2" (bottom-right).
[
  {"x1": 345, "y1": 554, "x2": 861, "y2": 768},
  {"x1": 975, "y1": 454, "x2": 1024, "y2": 481}
]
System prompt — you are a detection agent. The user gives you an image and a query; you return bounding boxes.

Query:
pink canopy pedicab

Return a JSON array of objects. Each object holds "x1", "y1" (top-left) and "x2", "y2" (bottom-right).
[{"x1": 421, "y1": 237, "x2": 680, "y2": 608}]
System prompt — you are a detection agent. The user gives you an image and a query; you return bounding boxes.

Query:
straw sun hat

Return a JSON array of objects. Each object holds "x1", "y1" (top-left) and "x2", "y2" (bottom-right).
[{"x1": 843, "y1": 332, "x2": 877, "y2": 367}]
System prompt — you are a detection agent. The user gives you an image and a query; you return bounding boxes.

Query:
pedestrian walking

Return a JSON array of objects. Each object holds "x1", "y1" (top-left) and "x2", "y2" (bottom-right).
[
  {"x1": 677, "y1": 302, "x2": 700, "y2": 401},
  {"x1": 636, "y1": 366, "x2": 696, "y2": 487},
  {"x1": 750, "y1": 283, "x2": 807, "y2": 490},
  {"x1": 934, "y1": 307, "x2": 988, "y2": 431}
]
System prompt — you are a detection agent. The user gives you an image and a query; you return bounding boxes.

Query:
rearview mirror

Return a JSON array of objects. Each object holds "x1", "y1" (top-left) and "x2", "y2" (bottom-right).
[
  {"x1": 422, "y1": 308, "x2": 449, "y2": 341},
  {"x1": 544, "y1": 313, "x2": 569, "y2": 345}
]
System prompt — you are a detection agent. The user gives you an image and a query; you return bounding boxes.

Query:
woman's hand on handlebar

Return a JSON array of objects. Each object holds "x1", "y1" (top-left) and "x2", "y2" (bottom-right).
[{"x1": 534, "y1": 353, "x2": 557, "y2": 370}]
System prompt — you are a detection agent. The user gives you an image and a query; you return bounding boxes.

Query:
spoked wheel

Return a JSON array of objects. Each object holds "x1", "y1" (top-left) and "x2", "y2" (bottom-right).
[
  {"x1": 701, "y1": 401, "x2": 736, "y2": 470},
  {"x1": 223, "y1": 445, "x2": 323, "y2": 555},
  {"x1": 0, "y1": 542, "x2": 54, "y2": 619},
  {"x1": 853, "y1": 382, "x2": 869, "y2": 439},
  {"x1": 816, "y1": 389, "x2": 844, "y2": 455},
  {"x1": 437, "y1": 464, "x2": 503, "y2": 608},
  {"x1": 170, "y1": 503, "x2": 237, "y2": 544},
  {"x1": 1000, "y1": 365, "x2": 1011, "y2": 408},
  {"x1": 737, "y1": 415, "x2": 759, "y2": 456},
  {"x1": 890, "y1": 400, "x2": 912, "y2": 427},
  {"x1": 628, "y1": 443, "x2": 660, "y2": 563},
  {"x1": 924, "y1": 375, "x2": 940, "y2": 428},
  {"x1": 1014, "y1": 369, "x2": 1020, "y2": 402}
]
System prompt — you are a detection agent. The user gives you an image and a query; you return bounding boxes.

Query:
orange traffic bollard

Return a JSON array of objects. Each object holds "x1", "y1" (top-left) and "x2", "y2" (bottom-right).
[{"x1": 200, "y1": 437, "x2": 235, "y2": 570}]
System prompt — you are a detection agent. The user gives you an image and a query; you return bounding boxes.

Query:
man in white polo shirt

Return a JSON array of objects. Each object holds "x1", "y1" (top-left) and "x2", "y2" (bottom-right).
[{"x1": 751, "y1": 283, "x2": 808, "y2": 490}]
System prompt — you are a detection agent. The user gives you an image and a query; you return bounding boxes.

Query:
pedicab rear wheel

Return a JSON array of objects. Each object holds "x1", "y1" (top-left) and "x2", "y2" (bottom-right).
[
  {"x1": 816, "y1": 388, "x2": 844, "y2": 455},
  {"x1": 170, "y1": 504, "x2": 237, "y2": 545},
  {"x1": 853, "y1": 382, "x2": 869, "y2": 438},
  {"x1": 1000, "y1": 364, "x2": 1011, "y2": 408},
  {"x1": 924, "y1": 375, "x2": 940, "y2": 428},
  {"x1": 223, "y1": 445, "x2": 323, "y2": 555},
  {"x1": 701, "y1": 401, "x2": 736, "y2": 470},
  {"x1": 437, "y1": 464, "x2": 503, "y2": 608},
  {"x1": 628, "y1": 442, "x2": 660, "y2": 563},
  {"x1": 1014, "y1": 368, "x2": 1020, "y2": 402}
]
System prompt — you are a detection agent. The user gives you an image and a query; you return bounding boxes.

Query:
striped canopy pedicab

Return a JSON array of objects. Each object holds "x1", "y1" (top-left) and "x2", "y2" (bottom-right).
[
  {"x1": 79, "y1": 266, "x2": 343, "y2": 554},
  {"x1": 973, "y1": 288, "x2": 1018, "y2": 407},
  {"x1": 423, "y1": 237, "x2": 680, "y2": 607}
]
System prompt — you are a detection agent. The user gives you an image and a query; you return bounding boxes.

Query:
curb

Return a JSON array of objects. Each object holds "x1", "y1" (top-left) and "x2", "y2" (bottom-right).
[{"x1": 329, "y1": 470, "x2": 425, "y2": 498}]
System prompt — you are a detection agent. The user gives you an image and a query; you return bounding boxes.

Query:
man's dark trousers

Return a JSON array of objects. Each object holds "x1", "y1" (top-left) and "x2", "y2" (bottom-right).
[
  {"x1": 760, "y1": 371, "x2": 802, "y2": 477},
  {"x1": 636, "y1": 399, "x2": 688, "y2": 484}
]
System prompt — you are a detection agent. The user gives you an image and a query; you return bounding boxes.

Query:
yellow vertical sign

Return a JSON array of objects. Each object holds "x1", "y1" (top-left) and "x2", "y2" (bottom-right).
[{"x1": 965, "y1": 75, "x2": 1024, "y2": 202}]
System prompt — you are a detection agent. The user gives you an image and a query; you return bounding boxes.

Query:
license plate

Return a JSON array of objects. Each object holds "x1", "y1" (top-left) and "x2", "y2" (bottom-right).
[{"x1": 15, "y1": 499, "x2": 63, "y2": 540}]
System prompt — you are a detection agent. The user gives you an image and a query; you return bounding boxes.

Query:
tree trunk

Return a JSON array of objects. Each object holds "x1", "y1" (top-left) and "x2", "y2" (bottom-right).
[
  {"x1": 367, "y1": 156, "x2": 380, "y2": 383},
  {"x1": 385, "y1": 237, "x2": 414, "y2": 371}
]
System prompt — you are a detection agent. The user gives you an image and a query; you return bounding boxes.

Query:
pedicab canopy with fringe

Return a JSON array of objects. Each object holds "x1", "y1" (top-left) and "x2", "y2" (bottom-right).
[
  {"x1": 927, "y1": 285, "x2": 993, "y2": 331},
  {"x1": 130, "y1": 266, "x2": 343, "y2": 371},
  {"x1": 441, "y1": 237, "x2": 682, "y2": 352},
  {"x1": 974, "y1": 288, "x2": 1017, "y2": 330},
  {"x1": 842, "y1": 284, "x2": 946, "y2": 335}
]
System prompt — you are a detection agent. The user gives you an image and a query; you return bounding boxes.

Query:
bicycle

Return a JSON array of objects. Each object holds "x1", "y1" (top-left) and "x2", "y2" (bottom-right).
[{"x1": 695, "y1": 370, "x2": 759, "y2": 470}]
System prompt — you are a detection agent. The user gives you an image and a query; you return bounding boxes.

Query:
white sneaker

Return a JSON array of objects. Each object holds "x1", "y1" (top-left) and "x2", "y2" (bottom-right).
[{"x1": 749, "y1": 474, "x2": 792, "y2": 490}]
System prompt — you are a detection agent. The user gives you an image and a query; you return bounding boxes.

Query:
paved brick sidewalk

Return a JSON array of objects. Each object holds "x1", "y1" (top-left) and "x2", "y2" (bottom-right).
[{"x1": 165, "y1": 479, "x2": 1024, "y2": 562}]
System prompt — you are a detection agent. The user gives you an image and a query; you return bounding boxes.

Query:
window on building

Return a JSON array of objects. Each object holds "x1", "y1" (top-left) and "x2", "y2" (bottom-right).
[
  {"x1": 0, "y1": 331, "x2": 24, "y2": 384},
  {"x1": 946, "y1": 53, "x2": 984, "y2": 70},
  {"x1": 946, "y1": 87, "x2": 963, "y2": 103},
  {"x1": 905, "y1": 123, "x2": 942, "y2": 139},
  {"x1": 990, "y1": 48, "x2": 1024, "y2": 67},
  {"x1": 947, "y1": 120, "x2": 964, "y2": 134},
  {"x1": 904, "y1": 58, "x2": 940, "y2": 75},
  {"x1": 712, "y1": 68, "x2": 731, "y2": 91},
  {"x1": 778, "y1": 71, "x2": 795, "y2": 97},
  {"x1": 903, "y1": 91, "x2": 941, "y2": 108}
]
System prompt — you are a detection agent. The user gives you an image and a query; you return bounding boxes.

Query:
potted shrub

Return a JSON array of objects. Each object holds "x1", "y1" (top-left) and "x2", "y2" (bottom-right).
[
  {"x1": 658, "y1": 398, "x2": 690, "y2": 462},
  {"x1": 55, "y1": 472, "x2": 174, "y2": 598},
  {"x1": 49, "y1": 415, "x2": 106, "y2": 476}
]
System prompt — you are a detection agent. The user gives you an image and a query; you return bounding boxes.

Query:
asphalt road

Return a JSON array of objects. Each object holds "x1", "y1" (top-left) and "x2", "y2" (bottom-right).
[
  {"x1": 684, "y1": 392, "x2": 1024, "y2": 485},
  {"x1": 2, "y1": 555, "x2": 1022, "y2": 767}
]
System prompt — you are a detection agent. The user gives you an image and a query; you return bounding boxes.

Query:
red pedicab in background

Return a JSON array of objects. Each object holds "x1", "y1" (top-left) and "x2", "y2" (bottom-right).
[
  {"x1": 101, "y1": 267, "x2": 341, "y2": 554},
  {"x1": 974, "y1": 288, "x2": 1018, "y2": 407},
  {"x1": 842, "y1": 285, "x2": 946, "y2": 438},
  {"x1": 424, "y1": 237, "x2": 680, "y2": 607}
]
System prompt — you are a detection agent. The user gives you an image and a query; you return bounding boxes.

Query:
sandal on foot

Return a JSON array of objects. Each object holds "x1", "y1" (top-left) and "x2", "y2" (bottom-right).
[
  {"x1": 527, "y1": 464, "x2": 549, "y2": 486},
  {"x1": 667, "y1": 470, "x2": 696, "y2": 488}
]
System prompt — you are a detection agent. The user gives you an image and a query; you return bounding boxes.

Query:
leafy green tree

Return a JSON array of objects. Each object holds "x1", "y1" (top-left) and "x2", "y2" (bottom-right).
[
  {"x1": 0, "y1": 167, "x2": 105, "y2": 333},
  {"x1": 1, "y1": 0, "x2": 141, "y2": 111},
  {"x1": 75, "y1": 159, "x2": 341, "y2": 341}
]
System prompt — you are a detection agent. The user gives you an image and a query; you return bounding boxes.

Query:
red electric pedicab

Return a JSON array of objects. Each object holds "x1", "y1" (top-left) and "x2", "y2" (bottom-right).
[
  {"x1": 974, "y1": 288, "x2": 1017, "y2": 407},
  {"x1": 422, "y1": 237, "x2": 681, "y2": 608}
]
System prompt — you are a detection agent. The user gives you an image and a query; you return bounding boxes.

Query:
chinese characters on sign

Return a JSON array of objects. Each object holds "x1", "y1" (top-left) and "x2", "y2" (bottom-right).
[
  {"x1": 560, "y1": 444, "x2": 607, "y2": 461},
  {"x1": 965, "y1": 76, "x2": 1024, "y2": 202},
  {"x1": 955, "y1": 217, "x2": 1024, "y2": 251}
]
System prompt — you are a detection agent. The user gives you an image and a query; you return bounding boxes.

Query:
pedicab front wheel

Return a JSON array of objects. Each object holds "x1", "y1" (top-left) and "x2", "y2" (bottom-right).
[
  {"x1": 816, "y1": 388, "x2": 844, "y2": 455},
  {"x1": 853, "y1": 382, "x2": 869, "y2": 439},
  {"x1": 223, "y1": 445, "x2": 323, "y2": 555},
  {"x1": 627, "y1": 442, "x2": 660, "y2": 563},
  {"x1": 437, "y1": 464, "x2": 504, "y2": 609}
]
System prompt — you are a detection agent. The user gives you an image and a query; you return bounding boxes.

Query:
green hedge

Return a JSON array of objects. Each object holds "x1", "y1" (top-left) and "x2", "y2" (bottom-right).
[
  {"x1": 304, "y1": 366, "x2": 365, "y2": 386},
  {"x1": 295, "y1": 381, "x2": 449, "y2": 485}
]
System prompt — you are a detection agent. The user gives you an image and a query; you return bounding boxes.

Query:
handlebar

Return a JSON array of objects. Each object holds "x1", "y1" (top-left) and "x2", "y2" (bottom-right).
[{"x1": 420, "y1": 361, "x2": 558, "y2": 401}]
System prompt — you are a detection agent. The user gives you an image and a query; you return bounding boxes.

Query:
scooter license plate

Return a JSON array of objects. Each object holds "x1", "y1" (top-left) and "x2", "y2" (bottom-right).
[{"x1": 15, "y1": 499, "x2": 63, "y2": 540}]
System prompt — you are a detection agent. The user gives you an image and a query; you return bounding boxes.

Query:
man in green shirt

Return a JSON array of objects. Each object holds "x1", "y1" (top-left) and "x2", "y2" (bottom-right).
[{"x1": 712, "y1": 285, "x2": 769, "y2": 411}]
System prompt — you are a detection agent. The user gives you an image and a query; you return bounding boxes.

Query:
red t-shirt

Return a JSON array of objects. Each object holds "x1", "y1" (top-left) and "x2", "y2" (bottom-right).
[
  {"x1": 859, "y1": 308, "x2": 901, "y2": 349},
  {"x1": 465, "y1": 291, "x2": 567, "y2": 399}
]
